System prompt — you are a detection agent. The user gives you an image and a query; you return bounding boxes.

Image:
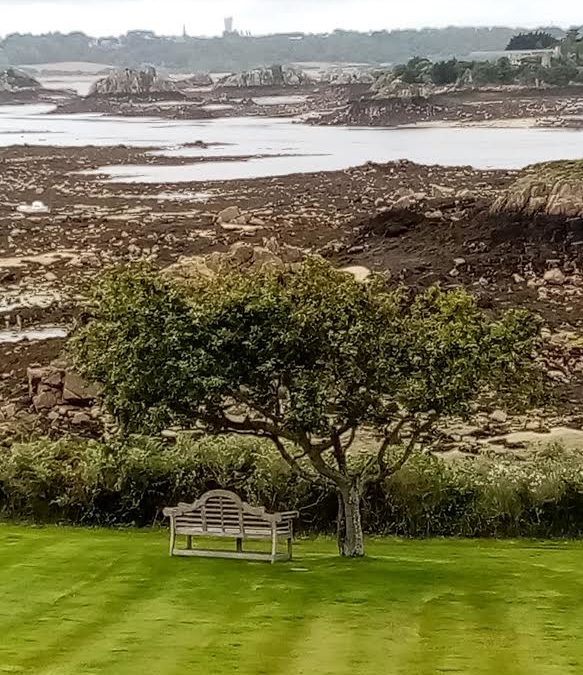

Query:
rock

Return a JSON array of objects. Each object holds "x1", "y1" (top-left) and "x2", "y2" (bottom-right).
[
  {"x1": 456, "y1": 189, "x2": 476, "y2": 201},
  {"x1": 431, "y1": 184, "x2": 455, "y2": 198},
  {"x1": 219, "y1": 65, "x2": 312, "y2": 88},
  {"x1": 62, "y1": 372, "x2": 101, "y2": 403},
  {"x1": 512, "y1": 273, "x2": 525, "y2": 283},
  {"x1": 490, "y1": 409, "x2": 508, "y2": 424},
  {"x1": 340, "y1": 266, "x2": 372, "y2": 282},
  {"x1": 453, "y1": 258, "x2": 466, "y2": 268},
  {"x1": 321, "y1": 68, "x2": 375, "y2": 85},
  {"x1": 543, "y1": 268, "x2": 566, "y2": 286},
  {"x1": 0, "y1": 403, "x2": 17, "y2": 419},
  {"x1": 491, "y1": 160, "x2": 583, "y2": 218},
  {"x1": 71, "y1": 411, "x2": 92, "y2": 425},
  {"x1": 371, "y1": 76, "x2": 432, "y2": 99},
  {"x1": 0, "y1": 68, "x2": 40, "y2": 93},
  {"x1": 16, "y1": 201, "x2": 49, "y2": 215},
  {"x1": 547, "y1": 369, "x2": 570, "y2": 383},
  {"x1": 393, "y1": 195, "x2": 414, "y2": 210},
  {"x1": 32, "y1": 391, "x2": 58, "y2": 410},
  {"x1": 175, "y1": 72, "x2": 213, "y2": 88},
  {"x1": 89, "y1": 66, "x2": 179, "y2": 97},
  {"x1": 27, "y1": 367, "x2": 45, "y2": 396},
  {"x1": 217, "y1": 206, "x2": 241, "y2": 224}
]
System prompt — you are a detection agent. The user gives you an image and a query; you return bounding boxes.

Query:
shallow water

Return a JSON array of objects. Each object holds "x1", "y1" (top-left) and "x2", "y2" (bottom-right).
[
  {"x1": 1, "y1": 105, "x2": 583, "y2": 183},
  {"x1": 0, "y1": 326, "x2": 67, "y2": 344}
]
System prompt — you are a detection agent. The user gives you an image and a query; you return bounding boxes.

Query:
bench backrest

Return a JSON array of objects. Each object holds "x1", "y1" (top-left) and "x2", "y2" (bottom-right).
[{"x1": 165, "y1": 490, "x2": 283, "y2": 537}]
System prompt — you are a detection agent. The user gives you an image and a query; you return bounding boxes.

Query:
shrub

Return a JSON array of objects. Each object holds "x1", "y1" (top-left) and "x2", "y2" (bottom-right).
[{"x1": 2, "y1": 436, "x2": 583, "y2": 538}]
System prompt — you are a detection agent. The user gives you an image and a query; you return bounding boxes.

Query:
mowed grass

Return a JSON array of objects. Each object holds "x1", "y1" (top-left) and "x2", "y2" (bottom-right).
[{"x1": 1, "y1": 526, "x2": 583, "y2": 674}]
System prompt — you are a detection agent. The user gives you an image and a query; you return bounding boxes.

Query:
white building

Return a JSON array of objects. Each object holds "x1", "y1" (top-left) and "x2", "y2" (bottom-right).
[{"x1": 469, "y1": 47, "x2": 561, "y2": 68}]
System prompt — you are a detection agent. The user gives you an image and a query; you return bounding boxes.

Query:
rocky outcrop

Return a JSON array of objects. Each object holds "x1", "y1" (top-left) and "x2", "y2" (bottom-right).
[
  {"x1": 175, "y1": 72, "x2": 213, "y2": 88},
  {"x1": 0, "y1": 68, "x2": 40, "y2": 92},
  {"x1": 321, "y1": 69, "x2": 375, "y2": 85},
  {"x1": 28, "y1": 362, "x2": 101, "y2": 410},
  {"x1": 89, "y1": 66, "x2": 180, "y2": 98},
  {"x1": 218, "y1": 65, "x2": 312, "y2": 88},
  {"x1": 23, "y1": 361, "x2": 103, "y2": 431},
  {"x1": 165, "y1": 239, "x2": 306, "y2": 281},
  {"x1": 455, "y1": 68, "x2": 474, "y2": 89},
  {"x1": 491, "y1": 161, "x2": 583, "y2": 218},
  {"x1": 371, "y1": 75, "x2": 432, "y2": 100}
]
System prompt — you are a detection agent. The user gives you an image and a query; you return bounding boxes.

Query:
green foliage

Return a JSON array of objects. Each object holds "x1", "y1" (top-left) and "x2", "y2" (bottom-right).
[
  {"x1": 72, "y1": 259, "x2": 543, "y2": 442},
  {"x1": 506, "y1": 31, "x2": 559, "y2": 51},
  {"x1": 393, "y1": 57, "x2": 433, "y2": 84},
  {"x1": 430, "y1": 59, "x2": 464, "y2": 85},
  {"x1": 540, "y1": 62, "x2": 579, "y2": 85},
  {"x1": 0, "y1": 435, "x2": 323, "y2": 527},
  {"x1": 3, "y1": 436, "x2": 583, "y2": 538}
]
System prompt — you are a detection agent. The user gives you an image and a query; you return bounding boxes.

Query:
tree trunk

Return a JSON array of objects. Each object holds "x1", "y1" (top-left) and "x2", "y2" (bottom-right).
[{"x1": 337, "y1": 484, "x2": 364, "y2": 557}]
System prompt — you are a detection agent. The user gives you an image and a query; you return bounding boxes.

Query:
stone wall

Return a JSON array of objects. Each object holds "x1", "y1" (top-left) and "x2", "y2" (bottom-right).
[{"x1": 27, "y1": 361, "x2": 102, "y2": 428}]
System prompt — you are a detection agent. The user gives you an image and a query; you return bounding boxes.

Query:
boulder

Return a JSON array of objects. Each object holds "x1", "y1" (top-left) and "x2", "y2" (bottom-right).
[
  {"x1": 371, "y1": 76, "x2": 432, "y2": 100},
  {"x1": 176, "y1": 72, "x2": 213, "y2": 88},
  {"x1": 490, "y1": 410, "x2": 508, "y2": 424},
  {"x1": 0, "y1": 68, "x2": 40, "y2": 93},
  {"x1": 89, "y1": 66, "x2": 179, "y2": 98},
  {"x1": 32, "y1": 391, "x2": 58, "y2": 410},
  {"x1": 219, "y1": 65, "x2": 312, "y2": 88},
  {"x1": 217, "y1": 206, "x2": 242, "y2": 224},
  {"x1": 321, "y1": 68, "x2": 375, "y2": 85},
  {"x1": 62, "y1": 372, "x2": 101, "y2": 403},
  {"x1": 543, "y1": 268, "x2": 566, "y2": 286},
  {"x1": 491, "y1": 161, "x2": 583, "y2": 218}
]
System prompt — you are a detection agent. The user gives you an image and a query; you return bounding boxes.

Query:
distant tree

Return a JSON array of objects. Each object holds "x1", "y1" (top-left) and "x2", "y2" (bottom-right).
[
  {"x1": 541, "y1": 62, "x2": 579, "y2": 86},
  {"x1": 431, "y1": 59, "x2": 460, "y2": 85},
  {"x1": 72, "y1": 260, "x2": 544, "y2": 557},
  {"x1": 506, "y1": 31, "x2": 559, "y2": 51},
  {"x1": 393, "y1": 57, "x2": 432, "y2": 84}
]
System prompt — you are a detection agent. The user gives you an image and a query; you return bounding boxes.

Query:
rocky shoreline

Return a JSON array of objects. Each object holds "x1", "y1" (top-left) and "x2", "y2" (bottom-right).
[{"x1": 33, "y1": 80, "x2": 583, "y2": 130}]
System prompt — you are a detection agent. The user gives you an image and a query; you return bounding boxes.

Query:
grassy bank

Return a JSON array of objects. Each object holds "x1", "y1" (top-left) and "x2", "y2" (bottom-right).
[{"x1": 1, "y1": 525, "x2": 583, "y2": 674}]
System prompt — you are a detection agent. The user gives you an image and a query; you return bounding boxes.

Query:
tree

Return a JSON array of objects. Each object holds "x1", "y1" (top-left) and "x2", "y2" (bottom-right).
[
  {"x1": 71, "y1": 259, "x2": 543, "y2": 557},
  {"x1": 393, "y1": 57, "x2": 432, "y2": 84},
  {"x1": 506, "y1": 31, "x2": 559, "y2": 51},
  {"x1": 431, "y1": 59, "x2": 462, "y2": 85}
]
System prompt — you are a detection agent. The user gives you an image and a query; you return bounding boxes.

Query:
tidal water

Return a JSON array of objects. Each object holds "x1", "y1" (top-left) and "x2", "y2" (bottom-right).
[{"x1": 1, "y1": 104, "x2": 582, "y2": 183}]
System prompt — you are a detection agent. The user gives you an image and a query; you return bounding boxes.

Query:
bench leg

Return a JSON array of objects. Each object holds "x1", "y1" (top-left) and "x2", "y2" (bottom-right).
[
  {"x1": 236, "y1": 538, "x2": 243, "y2": 553},
  {"x1": 186, "y1": 535, "x2": 192, "y2": 551},
  {"x1": 169, "y1": 520, "x2": 176, "y2": 557},
  {"x1": 287, "y1": 537, "x2": 293, "y2": 561},
  {"x1": 271, "y1": 529, "x2": 277, "y2": 564}
]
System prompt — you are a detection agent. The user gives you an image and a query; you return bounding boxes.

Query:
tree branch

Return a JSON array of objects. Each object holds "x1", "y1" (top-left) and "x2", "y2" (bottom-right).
[
  {"x1": 379, "y1": 417, "x2": 437, "y2": 481},
  {"x1": 268, "y1": 434, "x2": 318, "y2": 484}
]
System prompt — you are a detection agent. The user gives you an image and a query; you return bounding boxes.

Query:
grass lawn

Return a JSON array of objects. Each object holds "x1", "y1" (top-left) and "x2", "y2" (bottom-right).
[{"x1": 1, "y1": 526, "x2": 582, "y2": 674}]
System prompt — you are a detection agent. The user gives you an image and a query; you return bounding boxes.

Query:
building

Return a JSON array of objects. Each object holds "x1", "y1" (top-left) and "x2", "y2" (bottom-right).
[
  {"x1": 469, "y1": 47, "x2": 561, "y2": 68},
  {"x1": 224, "y1": 17, "x2": 234, "y2": 35}
]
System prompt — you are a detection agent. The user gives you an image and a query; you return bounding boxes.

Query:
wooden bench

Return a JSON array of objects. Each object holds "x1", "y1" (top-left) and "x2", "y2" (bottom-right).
[{"x1": 163, "y1": 490, "x2": 299, "y2": 563}]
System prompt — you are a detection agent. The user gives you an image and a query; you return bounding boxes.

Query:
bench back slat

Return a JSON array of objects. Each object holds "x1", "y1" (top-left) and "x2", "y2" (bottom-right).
[{"x1": 164, "y1": 489, "x2": 297, "y2": 539}]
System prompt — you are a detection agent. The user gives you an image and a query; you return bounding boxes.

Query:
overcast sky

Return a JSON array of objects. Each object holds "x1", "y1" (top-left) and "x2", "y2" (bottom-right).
[{"x1": 0, "y1": 0, "x2": 579, "y2": 37}]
